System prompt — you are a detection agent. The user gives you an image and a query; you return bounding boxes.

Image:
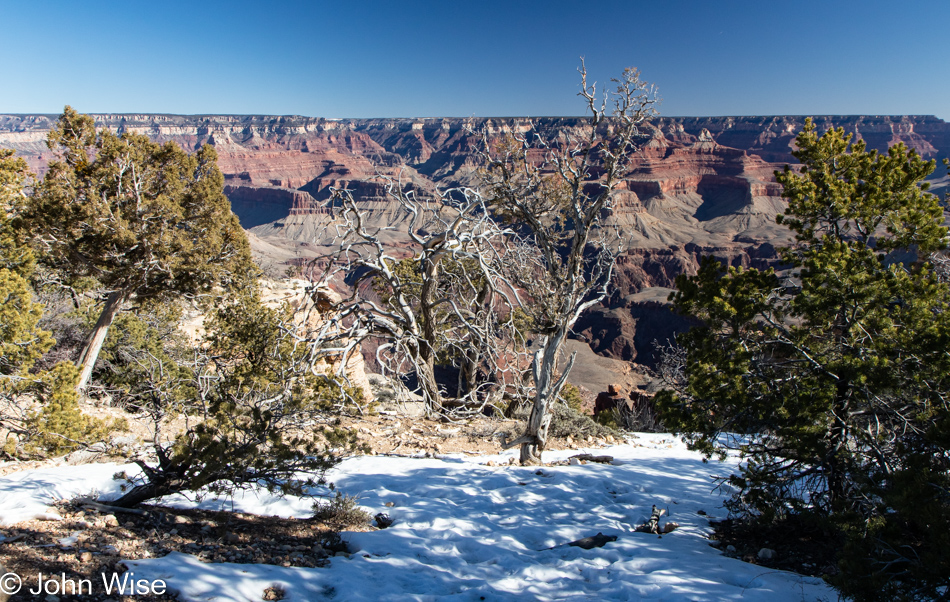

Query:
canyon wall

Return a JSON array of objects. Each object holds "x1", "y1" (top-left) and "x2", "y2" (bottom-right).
[{"x1": 4, "y1": 113, "x2": 948, "y2": 368}]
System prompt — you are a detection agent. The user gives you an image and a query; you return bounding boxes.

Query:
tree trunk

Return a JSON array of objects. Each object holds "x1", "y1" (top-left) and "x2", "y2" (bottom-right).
[
  {"x1": 76, "y1": 289, "x2": 129, "y2": 393},
  {"x1": 418, "y1": 254, "x2": 442, "y2": 414},
  {"x1": 459, "y1": 346, "x2": 480, "y2": 398},
  {"x1": 110, "y1": 480, "x2": 169, "y2": 508},
  {"x1": 826, "y1": 386, "x2": 851, "y2": 510},
  {"x1": 458, "y1": 281, "x2": 490, "y2": 397},
  {"x1": 417, "y1": 356, "x2": 441, "y2": 415},
  {"x1": 520, "y1": 329, "x2": 575, "y2": 464}
]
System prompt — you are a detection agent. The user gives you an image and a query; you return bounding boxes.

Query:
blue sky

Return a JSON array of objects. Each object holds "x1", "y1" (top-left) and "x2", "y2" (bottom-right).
[{"x1": 2, "y1": 0, "x2": 948, "y2": 119}]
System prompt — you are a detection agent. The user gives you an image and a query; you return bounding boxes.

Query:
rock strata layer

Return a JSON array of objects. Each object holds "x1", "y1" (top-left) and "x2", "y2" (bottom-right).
[{"x1": 4, "y1": 113, "x2": 948, "y2": 369}]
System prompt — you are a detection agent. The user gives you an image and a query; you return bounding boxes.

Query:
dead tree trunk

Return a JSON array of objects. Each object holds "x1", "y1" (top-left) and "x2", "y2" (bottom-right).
[
  {"x1": 76, "y1": 289, "x2": 129, "y2": 392},
  {"x1": 418, "y1": 251, "x2": 442, "y2": 413},
  {"x1": 520, "y1": 327, "x2": 575, "y2": 464}
]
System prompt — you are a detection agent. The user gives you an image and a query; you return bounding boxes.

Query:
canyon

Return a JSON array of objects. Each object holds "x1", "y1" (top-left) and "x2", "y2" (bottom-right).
[{"x1": 3, "y1": 113, "x2": 949, "y2": 378}]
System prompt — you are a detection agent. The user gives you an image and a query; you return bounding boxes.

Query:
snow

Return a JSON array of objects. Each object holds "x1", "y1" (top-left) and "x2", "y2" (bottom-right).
[
  {"x1": 0, "y1": 461, "x2": 135, "y2": 526},
  {"x1": 0, "y1": 435, "x2": 837, "y2": 601}
]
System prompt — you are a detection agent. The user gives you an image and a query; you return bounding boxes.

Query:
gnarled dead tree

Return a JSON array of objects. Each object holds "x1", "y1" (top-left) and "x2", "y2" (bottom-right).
[
  {"x1": 481, "y1": 63, "x2": 659, "y2": 463},
  {"x1": 309, "y1": 178, "x2": 521, "y2": 416}
]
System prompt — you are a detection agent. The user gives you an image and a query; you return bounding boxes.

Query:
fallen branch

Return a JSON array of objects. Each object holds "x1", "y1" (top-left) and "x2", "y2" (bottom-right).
[
  {"x1": 570, "y1": 454, "x2": 614, "y2": 464},
  {"x1": 635, "y1": 505, "x2": 666, "y2": 534},
  {"x1": 74, "y1": 498, "x2": 148, "y2": 515}
]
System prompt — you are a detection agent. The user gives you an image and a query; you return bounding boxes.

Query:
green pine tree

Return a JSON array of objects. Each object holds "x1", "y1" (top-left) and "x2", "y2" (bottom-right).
[
  {"x1": 657, "y1": 119, "x2": 950, "y2": 600},
  {"x1": 23, "y1": 107, "x2": 254, "y2": 391},
  {"x1": 110, "y1": 286, "x2": 363, "y2": 507},
  {"x1": 1, "y1": 149, "x2": 122, "y2": 457}
]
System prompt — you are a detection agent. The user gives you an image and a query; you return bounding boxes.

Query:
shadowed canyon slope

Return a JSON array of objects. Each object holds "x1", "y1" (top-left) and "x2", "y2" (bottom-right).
[{"x1": 4, "y1": 113, "x2": 949, "y2": 372}]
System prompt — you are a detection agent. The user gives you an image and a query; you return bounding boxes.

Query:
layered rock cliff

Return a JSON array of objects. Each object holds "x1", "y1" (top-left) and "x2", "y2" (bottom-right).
[{"x1": 4, "y1": 113, "x2": 948, "y2": 368}]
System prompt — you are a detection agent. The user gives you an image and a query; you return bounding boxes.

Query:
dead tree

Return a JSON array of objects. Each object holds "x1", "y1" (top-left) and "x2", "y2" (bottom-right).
[
  {"x1": 482, "y1": 63, "x2": 659, "y2": 463},
  {"x1": 310, "y1": 178, "x2": 519, "y2": 415}
]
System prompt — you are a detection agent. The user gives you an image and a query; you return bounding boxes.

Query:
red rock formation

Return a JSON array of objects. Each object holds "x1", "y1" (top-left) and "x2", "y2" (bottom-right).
[
  {"x1": 594, "y1": 384, "x2": 628, "y2": 416},
  {"x1": 4, "y1": 113, "x2": 948, "y2": 370}
]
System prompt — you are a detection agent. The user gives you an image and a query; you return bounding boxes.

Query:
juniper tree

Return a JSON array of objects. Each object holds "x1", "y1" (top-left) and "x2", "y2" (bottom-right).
[
  {"x1": 657, "y1": 120, "x2": 950, "y2": 600},
  {"x1": 24, "y1": 107, "x2": 254, "y2": 392},
  {"x1": 110, "y1": 285, "x2": 363, "y2": 507},
  {"x1": 0, "y1": 150, "x2": 47, "y2": 375},
  {"x1": 0, "y1": 150, "x2": 121, "y2": 456},
  {"x1": 480, "y1": 64, "x2": 658, "y2": 464}
]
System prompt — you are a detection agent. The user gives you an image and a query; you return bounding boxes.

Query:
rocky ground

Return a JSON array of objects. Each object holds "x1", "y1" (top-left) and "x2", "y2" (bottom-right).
[
  {"x1": 1, "y1": 500, "x2": 359, "y2": 602},
  {"x1": 711, "y1": 516, "x2": 842, "y2": 580}
]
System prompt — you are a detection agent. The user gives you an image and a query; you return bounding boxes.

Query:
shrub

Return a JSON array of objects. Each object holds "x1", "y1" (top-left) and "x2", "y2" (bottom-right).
[
  {"x1": 312, "y1": 492, "x2": 372, "y2": 530},
  {"x1": 23, "y1": 363, "x2": 126, "y2": 456}
]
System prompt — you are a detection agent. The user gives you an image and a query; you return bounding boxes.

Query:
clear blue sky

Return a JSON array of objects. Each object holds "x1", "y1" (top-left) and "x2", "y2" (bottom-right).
[{"x1": 2, "y1": 0, "x2": 948, "y2": 119}]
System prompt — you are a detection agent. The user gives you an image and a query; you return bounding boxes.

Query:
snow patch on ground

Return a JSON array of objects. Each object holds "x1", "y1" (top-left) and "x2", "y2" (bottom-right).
[
  {"x1": 0, "y1": 462, "x2": 135, "y2": 526},
  {"x1": 0, "y1": 435, "x2": 836, "y2": 600}
]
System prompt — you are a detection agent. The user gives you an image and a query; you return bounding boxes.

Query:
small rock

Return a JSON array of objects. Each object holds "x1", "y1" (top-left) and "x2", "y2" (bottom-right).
[
  {"x1": 374, "y1": 513, "x2": 394, "y2": 529},
  {"x1": 103, "y1": 514, "x2": 119, "y2": 527},
  {"x1": 173, "y1": 515, "x2": 192, "y2": 525},
  {"x1": 384, "y1": 501, "x2": 395, "y2": 507},
  {"x1": 45, "y1": 595, "x2": 60, "y2": 602},
  {"x1": 697, "y1": 510, "x2": 707, "y2": 516},
  {"x1": 168, "y1": 528, "x2": 178, "y2": 536},
  {"x1": 567, "y1": 532, "x2": 617, "y2": 550},
  {"x1": 726, "y1": 545, "x2": 737, "y2": 553},
  {"x1": 586, "y1": 435, "x2": 593, "y2": 443},
  {"x1": 57, "y1": 531, "x2": 81, "y2": 548},
  {"x1": 758, "y1": 547, "x2": 776, "y2": 560},
  {"x1": 606, "y1": 435, "x2": 615, "y2": 443},
  {"x1": 565, "y1": 436, "x2": 574, "y2": 445},
  {"x1": 79, "y1": 551, "x2": 93, "y2": 562},
  {"x1": 662, "y1": 522, "x2": 680, "y2": 533},
  {"x1": 224, "y1": 532, "x2": 241, "y2": 544},
  {"x1": 102, "y1": 544, "x2": 119, "y2": 555}
]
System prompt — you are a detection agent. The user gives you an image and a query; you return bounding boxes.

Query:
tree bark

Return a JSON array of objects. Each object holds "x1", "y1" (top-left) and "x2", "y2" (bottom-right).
[
  {"x1": 76, "y1": 289, "x2": 129, "y2": 392},
  {"x1": 110, "y1": 479, "x2": 173, "y2": 508},
  {"x1": 520, "y1": 329, "x2": 575, "y2": 464},
  {"x1": 458, "y1": 281, "x2": 490, "y2": 397},
  {"x1": 418, "y1": 254, "x2": 442, "y2": 414}
]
